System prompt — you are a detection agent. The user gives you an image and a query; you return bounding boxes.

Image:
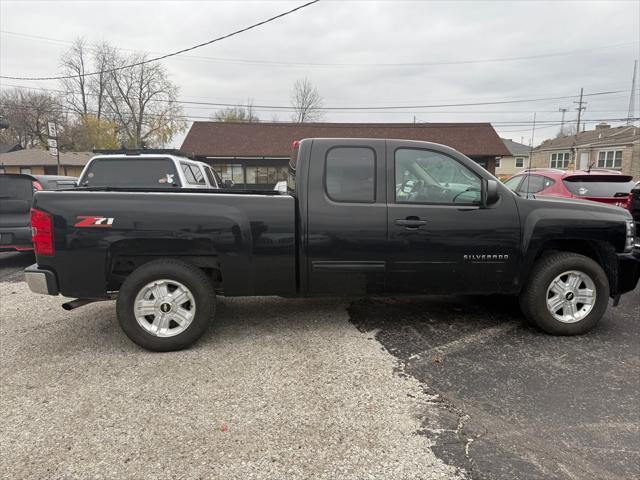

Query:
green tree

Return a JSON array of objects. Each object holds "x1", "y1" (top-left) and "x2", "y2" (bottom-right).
[{"x1": 211, "y1": 99, "x2": 259, "y2": 122}]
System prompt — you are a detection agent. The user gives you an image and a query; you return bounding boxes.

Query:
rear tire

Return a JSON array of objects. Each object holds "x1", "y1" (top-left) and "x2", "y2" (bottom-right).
[
  {"x1": 116, "y1": 259, "x2": 215, "y2": 351},
  {"x1": 519, "y1": 252, "x2": 609, "y2": 335}
]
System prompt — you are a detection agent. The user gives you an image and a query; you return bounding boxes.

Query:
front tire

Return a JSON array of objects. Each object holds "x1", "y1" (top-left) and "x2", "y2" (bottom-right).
[
  {"x1": 520, "y1": 252, "x2": 609, "y2": 335},
  {"x1": 116, "y1": 259, "x2": 216, "y2": 351}
]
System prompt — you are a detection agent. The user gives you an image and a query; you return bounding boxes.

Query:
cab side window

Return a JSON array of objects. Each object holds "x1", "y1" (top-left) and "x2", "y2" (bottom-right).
[
  {"x1": 181, "y1": 163, "x2": 205, "y2": 185},
  {"x1": 325, "y1": 147, "x2": 376, "y2": 203},
  {"x1": 517, "y1": 175, "x2": 553, "y2": 194},
  {"x1": 181, "y1": 163, "x2": 196, "y2": 184},
  {"x1": 191, "y1": 165, "x2": 206, "y2": 185},
  {"x1": 395, "y1": 148, "x2": 481, "y2": 204},
  {"x1": 504, "y1": 176, "x2": 523, "y2": 192},
  {"x1": 204, "y1": 167, "x2": 218, "y2": 187}
]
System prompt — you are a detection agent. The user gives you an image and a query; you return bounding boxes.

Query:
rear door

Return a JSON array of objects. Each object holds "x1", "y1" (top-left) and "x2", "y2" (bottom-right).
[
  {"x1": 385, "y1": 142, "x2": 521, "y2": 294},
  {"x1": 306, "y1": 139, "x2": 387, "y2": 295},
  {"x1": 0, "y1": 175, "x2": 33, "y2": 229}
]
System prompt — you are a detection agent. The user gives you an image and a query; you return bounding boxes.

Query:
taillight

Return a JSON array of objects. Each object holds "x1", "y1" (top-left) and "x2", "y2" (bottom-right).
[
  {"x1": 32, "y1": 180, "x2": 43, "y2": 192},
  {"x1": 30, "y1": 208, "x2": 54, "y2": 256}
]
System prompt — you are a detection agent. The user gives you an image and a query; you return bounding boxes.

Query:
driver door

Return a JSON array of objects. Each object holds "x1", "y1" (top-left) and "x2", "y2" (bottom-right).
[{"x1": 386, "y1": 141, "x2": 521, "y2": 294}]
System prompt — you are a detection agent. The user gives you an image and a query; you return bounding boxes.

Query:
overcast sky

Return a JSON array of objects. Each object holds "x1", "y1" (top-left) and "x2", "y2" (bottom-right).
[{"x1": 1, "y1": 0, "x2": 638, "y2": 147}]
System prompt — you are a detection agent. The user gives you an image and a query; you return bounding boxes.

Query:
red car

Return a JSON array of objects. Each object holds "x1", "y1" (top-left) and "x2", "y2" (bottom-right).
[{"x1": 504, "y1": 168, "x2": 636, "y2": 210}]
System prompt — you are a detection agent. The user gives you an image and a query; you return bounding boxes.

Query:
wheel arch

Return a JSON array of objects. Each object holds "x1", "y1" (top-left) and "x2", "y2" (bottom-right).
[
  {"x1": 106, "y1": 238, "x2": 224, "y2": 293},
  {"x1": 521, "y1": 238, "x2": 618, "y2": 296}
]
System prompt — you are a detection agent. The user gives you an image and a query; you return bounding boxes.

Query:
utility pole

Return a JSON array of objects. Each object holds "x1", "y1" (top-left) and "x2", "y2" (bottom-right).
[
  {"x1": 574, "y1": 88, "x2": 586, "y2": 132},
  {"x1": 558, "y1": 107, "x2": 569, "y2": 135},
  {"x1": 627, "y1": 60, "x2": 638, "y2": 125}
]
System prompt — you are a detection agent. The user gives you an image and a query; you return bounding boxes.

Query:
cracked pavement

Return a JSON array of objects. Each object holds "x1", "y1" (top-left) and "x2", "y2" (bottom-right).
[{"x1": 349, "y1": 292, "x2": 640, "y2": 479}]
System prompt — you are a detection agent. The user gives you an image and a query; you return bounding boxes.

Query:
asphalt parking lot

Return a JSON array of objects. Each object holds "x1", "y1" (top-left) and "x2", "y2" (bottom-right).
[{"x1": 1, "y1": 251, "x2": 639, "y2": 479}]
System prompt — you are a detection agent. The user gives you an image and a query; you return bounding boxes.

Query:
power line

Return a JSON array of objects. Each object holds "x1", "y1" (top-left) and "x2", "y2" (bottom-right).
[
  {"x1": 1, "y1": 101, "x2": 637, "y2": 127},
  {"x1": 0, "y1": 0, "x2": 321, "y2": 81},
  {"x1": 2, "y1": 86, "x2": 628, "y2": 111},
  {"x1": 0, "y1": 83, "x2": 631, "y2": 111},
  {"x1": 2, "y1": 30, "x2": 637, "y2": 68},
  {"x1": 2, "y1": 82, "x2": 633, "y2": 111}
]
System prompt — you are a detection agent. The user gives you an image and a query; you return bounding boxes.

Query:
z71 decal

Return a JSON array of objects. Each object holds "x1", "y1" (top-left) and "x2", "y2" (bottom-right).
[{"x1": 74, "y1": 216, "x2": 115, "y2": 227}]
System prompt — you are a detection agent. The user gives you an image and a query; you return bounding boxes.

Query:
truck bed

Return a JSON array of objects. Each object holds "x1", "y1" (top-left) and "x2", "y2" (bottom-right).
[{"x1": 33, "y1": 190, "x2": 297, "y2": 299}]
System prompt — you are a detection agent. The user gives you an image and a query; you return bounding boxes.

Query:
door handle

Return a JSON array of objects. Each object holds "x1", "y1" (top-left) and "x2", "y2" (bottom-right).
[{"x1": 394, "y1": 217, "x2": 427, "y2": 228}]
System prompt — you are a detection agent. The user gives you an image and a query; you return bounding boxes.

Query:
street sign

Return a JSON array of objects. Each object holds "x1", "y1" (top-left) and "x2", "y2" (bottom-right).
[
  {"x1": 49, "y1": 147, "x2": 58, "y2": 157},
  {"x1": 47, "y1": 139, "x2": 58, "y2": 149},
  {"x1": 47, "y1": 122, "x2": 57, "y2": 138}
]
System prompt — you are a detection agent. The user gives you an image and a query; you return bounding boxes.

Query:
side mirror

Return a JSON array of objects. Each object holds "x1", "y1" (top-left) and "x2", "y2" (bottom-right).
[
  {"x1": 223, "y1": 179, "x2": 234, "y2": 189},
  {"x1": 482, "y1": 179, "x2": 500, "y2": 207}
]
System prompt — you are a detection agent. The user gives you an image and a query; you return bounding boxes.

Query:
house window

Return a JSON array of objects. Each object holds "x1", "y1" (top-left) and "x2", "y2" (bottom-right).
[
  {"x1": 20, "y1": 167, "x2": 32, "y2": 174},
  {"x1": 597, "y1": 150, "x2": 623, "y2": 169},
  {"x1": 515, "y1": 157, "x2": 525, "y2": 168},
  {"x1": 550, "y1": 152, "x2": 570, "y2": 169},
  {"x1": 213, "y1": 164, "x2": 244, "y2": 184},
  {"x1": 495, "y1": 158, "x2": 501, "y2": 168},
  {"x1": 245, "y1": 166, "x2": 288, "y2": 185}
]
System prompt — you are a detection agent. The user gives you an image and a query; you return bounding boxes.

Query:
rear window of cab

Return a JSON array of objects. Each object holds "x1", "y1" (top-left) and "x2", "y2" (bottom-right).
[{"x1": 80, "y1": 157, "x2": 180, "y2": 188}]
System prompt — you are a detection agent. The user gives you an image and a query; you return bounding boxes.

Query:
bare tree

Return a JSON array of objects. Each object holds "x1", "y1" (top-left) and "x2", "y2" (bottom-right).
[
  {"x1": 290, "y1": 78, "x2": 324, "y2": 123},
  {"x1": 91, "y1": 41, "x2": 116, "y2": 120},
  {"x1": 0, "y1": 88, "x2": 64, "y2": 148},
  {"x1": 60, "y1": 38, "x2": 116, "y2": 120},
  {"x1": 556, "y1": 124, "x2": 577, "y2": 138},
  {"x1": 60, "y1": 38, "x2": 91, "y2": 117},
  {"x1": 211, "y1": 99, "x2": 259, "y2": 122},
  {"x1": 103, "y1": 51, "x2": 186, "y2": 148}
]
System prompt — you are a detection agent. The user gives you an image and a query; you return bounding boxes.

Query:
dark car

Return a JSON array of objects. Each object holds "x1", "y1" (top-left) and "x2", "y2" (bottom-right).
[
  {"x1": 630, "y1": 181, "x2": 640, "y2": 228},
  {"x1": 0, "y1": 174, "x2": 77, "y2": 252}
]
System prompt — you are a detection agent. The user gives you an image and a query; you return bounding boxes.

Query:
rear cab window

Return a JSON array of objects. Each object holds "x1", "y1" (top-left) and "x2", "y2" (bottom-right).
[
  {"x1": 80, "y1": 157, "x2": 180, "y2": 187},
  {"x1": 325, "y1": 147, "x2": 376, "y2": 203},
  {"x1": 0, "y1": 175, "x2": 33, "y2": 214}
]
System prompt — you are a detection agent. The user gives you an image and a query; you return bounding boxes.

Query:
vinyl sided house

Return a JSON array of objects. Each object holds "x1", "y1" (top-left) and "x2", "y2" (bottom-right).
[
  {"x1": 530, "y1": 124, "x2": 639, "y2": 178},
  {"x1": 181, "y1": 122, "x2": 510, "y2": 189},
  {"x1": 0, "y1": 149, "x2": 92, "y2": 177},
  {"x1": 495, "y1": 138, "x2": 530, "y2": 179}
]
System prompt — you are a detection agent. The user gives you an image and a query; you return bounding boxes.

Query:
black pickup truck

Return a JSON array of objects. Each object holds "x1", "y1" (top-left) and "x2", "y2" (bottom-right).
[{"x1": 25, "y1": 138, "x2": 639, "y2": 351}]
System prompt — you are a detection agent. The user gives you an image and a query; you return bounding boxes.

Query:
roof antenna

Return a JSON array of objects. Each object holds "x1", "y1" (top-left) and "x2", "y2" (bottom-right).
[{"x1": 524, "y1": 112, "x2": 537, "y2": 197}]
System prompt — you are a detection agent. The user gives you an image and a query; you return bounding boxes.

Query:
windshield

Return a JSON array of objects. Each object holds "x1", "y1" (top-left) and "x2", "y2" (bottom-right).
[
  {"x1": 80, "y1": 157, "x2": 180, "y2": 188},
  {"x1": 563, "y1": 176, "x2": 635, "y2": 198}
]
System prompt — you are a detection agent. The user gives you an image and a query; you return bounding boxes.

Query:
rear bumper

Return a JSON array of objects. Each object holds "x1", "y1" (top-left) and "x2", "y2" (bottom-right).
[
  {"x1": 0, "y1": 226, "x2": 32, "y2": 251},
  {"x1": 616, "y1": 250, "x2": 640, "y2": 295},
  {"x1": 24, "y1": 264, "x2": 59, "y2": 295}
]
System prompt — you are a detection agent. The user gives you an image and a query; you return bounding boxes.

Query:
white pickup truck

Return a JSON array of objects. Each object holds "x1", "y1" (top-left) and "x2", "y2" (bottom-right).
[{"x1": 78, "y1": 151, "x2": 232, "y2": 189}]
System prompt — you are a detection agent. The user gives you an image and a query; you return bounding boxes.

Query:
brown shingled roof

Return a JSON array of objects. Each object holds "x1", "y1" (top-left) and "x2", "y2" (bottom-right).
[
  {"x1": 181, "y1": 122, "x2": 510, "y2": 158},
  {"x1": 0, "y1": 149, "x2": 92, "y2": 167},
  {"x1": 535, "y1": 125, "x2": 639, "y2": 151}
]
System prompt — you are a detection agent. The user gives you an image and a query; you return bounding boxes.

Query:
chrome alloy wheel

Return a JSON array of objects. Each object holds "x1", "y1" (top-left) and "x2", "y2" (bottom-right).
[
  {"x1": 133, "y1": 279, "x2": 196, "y2": 337},
  {"x1": 545, "y1": 270, "x2": 596, "y2": 324}
]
